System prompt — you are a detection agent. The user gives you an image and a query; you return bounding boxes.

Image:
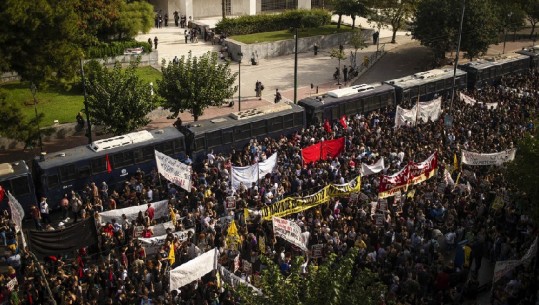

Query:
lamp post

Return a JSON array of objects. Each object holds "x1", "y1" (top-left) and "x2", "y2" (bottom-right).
[
  {"x1": 238, "y1": 52, "x2": 243, "y2": 112},
  {"x1": 80, "y1": 59, "x2": 93, "y2": 143},
  {"x1": 30, "y1": 83, "x2": 43, "y2": 153},
  {"x1": 450, "y1": 0, "x2": 465, "y2": 115},
  {"x1": 294, "y1": 27, "x2": 298, "y2": 104}
]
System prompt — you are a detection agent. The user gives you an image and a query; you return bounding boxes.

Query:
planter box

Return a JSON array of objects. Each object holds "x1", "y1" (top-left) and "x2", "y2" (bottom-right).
[{"x1": 225, "y1": 29, "x2": 373, "y2": 61}]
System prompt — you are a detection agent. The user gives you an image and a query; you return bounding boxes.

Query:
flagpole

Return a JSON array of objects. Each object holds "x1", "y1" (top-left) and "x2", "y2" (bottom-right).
[{"x1": 414, "y1": 94, "x2": 420, "y2": 126}]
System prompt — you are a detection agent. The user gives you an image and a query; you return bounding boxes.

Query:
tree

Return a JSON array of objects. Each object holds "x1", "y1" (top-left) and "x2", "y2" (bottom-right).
[
  {"x1": 372, "y1": 0, "x2": 417, "y2": 43},
  {"x1": 0, "y1": 0, "x2": 83, "y2": 85},
  {"x1": 331, "y1": 0, "x2": 370, "y2": 29},
  {"x1": 523, "y1": 0, "x2": 539, "y2": 38},
  {"x1": 0, "y1": 90, "x2": 50, "y2": 149},
  {"x1": 110, "y1": 0, "x2": 154, "y2": 40},
  {"x1": 84, "y1": 59, "x2": 155, "y2": 135},
  {"x1": 349, "y1": 29, "x2": 368, "y2": 68},
  {"x1": 330, "y1": 47, "x2": 347, "y2": 84},
  {"x1": 157, "y1": 52, "x2": 237, "y2": 121},
  {"x1": 75, "y1": 0, "x2": 124, "y2": 45},
  {"x1": 412, "y1": 0, "x2": 499, "y2": 61},
  {"x1": 505, "y1": 125, "x2": 539, "y2": 223},
  {"x1": 234, "y1": 248, "x2": 387, "y2": 305}
]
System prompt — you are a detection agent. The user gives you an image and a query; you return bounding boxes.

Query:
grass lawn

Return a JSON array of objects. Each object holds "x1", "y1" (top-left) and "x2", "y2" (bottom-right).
[
  {"x1": 0, "y1": 66, "x2": 162, "y2": 127},
  {"x1": 230, "y1": 24, "x2": 354, "y2": 44}
]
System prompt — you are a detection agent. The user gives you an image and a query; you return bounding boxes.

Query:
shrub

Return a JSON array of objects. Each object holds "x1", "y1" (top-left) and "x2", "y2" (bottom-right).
[
  {"x1": 86, "y1": 40, "x2": 152, "y2": 59},
  {"x1": 216, "y1": 9, "x2": 331, "y2": 35}
]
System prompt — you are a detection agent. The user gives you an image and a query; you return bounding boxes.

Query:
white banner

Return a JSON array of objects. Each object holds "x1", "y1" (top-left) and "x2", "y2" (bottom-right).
[
  {"x1": 394, "y1": 105, "x2": 417, "y2": 128},
  {"x1": 155, "y1": 150, "x2": 192, "y2": 191},
  {"x1": 272, "y1": 216, "x2": 308, "y2": 252},
  {"x1": 461, "y1": 149, "x2": 516, "y2": 166},
  {"x1": 493, "y1": 260, "x2": 520, "y2": 283},
  {"x1": 521, "y1": 237, "x2": 538, "y2": 266},
  {"x1": 360, "y1": 158, "x2": 385, "y2": 176},
  {"x1": 231, "y1": 153, "x2": 277, "y2": 190},
  {"x1": 417, "y1": 97, "x2": 442, "y2": 123},
  {"x1": 218, "y1": 265, "x2": 263, "y2": 295},
  {"x1": 485, "y1": 102, "x2": 498, "y2": 110},
  {"x1": 139, "y1": 228, "x2": 194, "y2": 255},
  {"x1": 99, "y1": 199, "x2": 169, "y2": 224},
  {"x1": 459, "y1": 92, "x2": 477, "y2": 105},
  {"x1": 134, "y1": 221, "x2": 176, "y2": 238},
  {"x1": 169, "y1": 248, "x2": 218, "y2": 290},
  {"x1": 6, "y1": 191, "x2": 24, "y2": 233},
  {"x1": 395, "y1": 98, "x2": 441, "y2": 128}
]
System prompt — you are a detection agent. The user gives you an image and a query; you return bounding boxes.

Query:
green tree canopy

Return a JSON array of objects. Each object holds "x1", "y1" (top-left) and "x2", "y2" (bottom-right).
[
  {"x1": 0, "y1": 0, "x2": 82, "y2": 84},
  {"x1": 111, "y1": 0, "x2": 154, "y2": 40},
  {"x1": 157, "y1": 52, "x2": 237, "y2": 121},
  {"x1": 331, "y1": 0, "x2": 371, "y2": 29},
  {"x1": 412, "y1": 0, "x2": 499, "y2": 60},
  {"x1": 234, "y1": 248, "x2": 387, "y2": 305},
  {"x1": 84, "y1": 59, "x2": 155, "y2": 135},
  {"x1": 0, "y1": 90, "x2": 49, "y2": 149},
  {"x1": 523, "y1": 0, "x2": 539, "y2": 38},
  {"x1": 372, "y1": 0, "x2": 417, "y2": 43},
  {"x1": 505, "y1": 124, "x2": 539, "y2": 223}
]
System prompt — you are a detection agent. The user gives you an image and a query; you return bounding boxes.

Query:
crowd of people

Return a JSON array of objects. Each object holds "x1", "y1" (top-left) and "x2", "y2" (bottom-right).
[{"x1": 2, "y1": 69, "x2": 538, "y2": 305}]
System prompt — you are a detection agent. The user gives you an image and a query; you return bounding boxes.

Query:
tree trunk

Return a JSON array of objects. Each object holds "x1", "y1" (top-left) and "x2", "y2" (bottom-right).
[
  {"x1": 530, "y1": 22, "x2": 536, "y2": 39},
  {"x1": 351, "y1": 15, "x2": 356, "y2": 29},
  {"x1": 391, "y1": 28, "x2": 397, "y2": 44},
  {"x1": 222, "y1": 0, "x2": 226, "y2": 19},
  {"x1": 337, "y1": 14, "x2": 342, "y2": 29}
]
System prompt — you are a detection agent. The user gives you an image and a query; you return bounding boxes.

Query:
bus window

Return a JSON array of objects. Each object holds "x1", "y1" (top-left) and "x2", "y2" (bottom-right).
[
  {"x1": 134, "y1": 146, "x2": 154, "y2": 163},
  {"x1": 222, "y1": 130, "x2": 233, "y2": 144},
  {"x1": 91, "y1": 157, "x2": 107, "y2": 174},
  {"x1": 47, "y1": 174, "x2": 59, "y2": 188},
  {"x1": 269, "y1": 117, "x2": 283, "y2": 132},
  {"x1": 113, "y1": 151, "x2": 134, "y2": 167},
  {"x1": 283, "y1": 114, "x2": 294, "y2": 128},
  {"x1": 11, "y1": 176, "x2": 30, "y2": 195},
  {"x1": 294, "y1": 112, "x2": 304, "y2": 126},
  {"x1": 173, "y1": 139, "x2": 184, "y2": 153},
  {"x1": 79, "y1": 166, "x2": 91, "y2": 179},
  {"x1": 60, "y1": 164, "x2": 77, "y2": 182},
  {"x1": 194, "y1": 136, "x2": 206, "y2": 151},
  {"x1": 251, "y1": 120, "x2": 267, "y2": 136}
]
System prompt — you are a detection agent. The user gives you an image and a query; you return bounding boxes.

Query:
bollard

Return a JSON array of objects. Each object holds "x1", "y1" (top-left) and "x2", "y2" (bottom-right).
[{"x1": 316, "y1": 86, "x2": 319, "y2": 94}]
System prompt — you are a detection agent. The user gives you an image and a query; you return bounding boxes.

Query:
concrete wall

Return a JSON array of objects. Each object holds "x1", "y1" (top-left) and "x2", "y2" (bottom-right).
[
  {"x1": 298, "y1": 0, "x2": 311, "y2": 9},
  {"x1": 0, "y1": 72, "x2": 20, "y2": 84},
  {"x1": 193, "y1": 0, "x2": 222, "y2": 18},
  {"x1": 226, "y1": 29, "x2": 373, "y2": 61},
  {"x1": 149, "y1": 0, "x2": 169, "y2": 14},
  {"x1": 85, "y1": 51, "x2": 160, "y2": 68}
]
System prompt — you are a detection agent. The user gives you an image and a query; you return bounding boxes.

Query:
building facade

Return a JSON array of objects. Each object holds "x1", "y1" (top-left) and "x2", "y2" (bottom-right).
[{"x1": 148, "y1": 0, "x2": 323, "y2": 20}]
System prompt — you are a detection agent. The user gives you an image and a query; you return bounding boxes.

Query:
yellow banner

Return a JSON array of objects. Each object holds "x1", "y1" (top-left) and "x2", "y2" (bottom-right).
[{"x1": 246, "y1": 176, "x2": 361, "y2": 221}]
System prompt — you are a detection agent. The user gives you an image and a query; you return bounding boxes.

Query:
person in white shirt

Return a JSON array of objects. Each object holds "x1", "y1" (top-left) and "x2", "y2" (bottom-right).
[{"x1": 39, "y1": 197, "x2": 51, "y2": 225}]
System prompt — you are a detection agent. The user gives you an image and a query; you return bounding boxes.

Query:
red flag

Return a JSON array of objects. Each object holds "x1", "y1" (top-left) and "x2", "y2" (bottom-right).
[
  {"x1": 301, "y1": 142, "x2": 322, "y2": 164},
  {"x1": 339, "y1": 115, "x2": 348, "y2": 129},
  {"x1": 322, "y1": 137, "x2": 345, "y2": 160},
  {"x1": 105, "y1": 155, "x2": 112, "y2": 173},
  {"x1": 324, "y1": 119, "x2": 332, "y2": 133},
  {"x1": 0, "y1": 186, "x2": 4, "y2": 202}
]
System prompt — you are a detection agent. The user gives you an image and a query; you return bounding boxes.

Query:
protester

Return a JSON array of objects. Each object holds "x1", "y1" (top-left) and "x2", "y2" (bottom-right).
[{"x1": 4, "y1": 70, "x2": 538, "y2": 305}]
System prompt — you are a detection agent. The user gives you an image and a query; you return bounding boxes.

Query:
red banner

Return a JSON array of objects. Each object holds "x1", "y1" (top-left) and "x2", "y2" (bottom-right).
[
  {"x1": 302, "y1": 142, "x2": 322, "y2": 164},
  {"x1": 378, "y1": 152, "x2": 438, "y2": 198},
  {"x1": 322, "y1": 137, "x2": 345, "y2": 160},
  {"x1": 302, "y1": 138, "x2": 345, "y2": 164},
  {"x1": 378, "y1": 166, "x2": 410, "y2": 199}
]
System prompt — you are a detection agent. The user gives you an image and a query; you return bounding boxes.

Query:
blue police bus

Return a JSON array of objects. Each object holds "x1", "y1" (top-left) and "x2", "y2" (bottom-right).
[
  {"x1": 0, "y1": 160, "x2": 37, "y2": 213},
  {"x1": 32, "y1": 127, "x2": 186, "y2": 208}
]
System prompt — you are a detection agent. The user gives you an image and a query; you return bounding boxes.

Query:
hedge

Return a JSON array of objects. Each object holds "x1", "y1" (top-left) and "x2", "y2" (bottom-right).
[
  {"x1": 86, "y1": 41, "x2": 152, "y2": 59},
  {"x1": 215, "y1": 9, "x2": 331, "y2": 36}
]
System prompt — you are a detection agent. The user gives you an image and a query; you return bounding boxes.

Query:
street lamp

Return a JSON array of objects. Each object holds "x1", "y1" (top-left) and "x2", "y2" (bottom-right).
[
  {"x1": 238, "y1": 52, "x2": 243, "y2": 112},
  {"x1": 30, "y1": 83, "x2": 43, "y2": 153}
]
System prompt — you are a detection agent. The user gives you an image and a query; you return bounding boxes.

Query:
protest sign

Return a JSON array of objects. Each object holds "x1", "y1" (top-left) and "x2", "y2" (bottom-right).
[
  {"x1": 218, "y1": 265, "x2": 263, "y2": 295},
  {"x1": 311, "y1": 244, "x2": 324, "y2": 258},
  {"x1": 272, "y1": 217, "x2": 308, "y2": 252},
  {"x1": 139, "y1": 228, "x2": 194, "y2": 255},
  {"x1": 461, "y1": 149, "x2": 516, "y2": 166},
  {"x1": 169, "y1": 248, "x2": 218, "y2": 290},
  {"x1": 155, "y1": 149, "x2": 192, "y2": 191},
  {"x1": 99, "y1": 199, "x2": 168, "y2": 224}
]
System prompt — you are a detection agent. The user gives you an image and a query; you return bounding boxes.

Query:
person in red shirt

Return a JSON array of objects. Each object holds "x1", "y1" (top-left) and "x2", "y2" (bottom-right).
[{"x1": 146, "y1": 203, "x2": 155, "y2": 222}]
